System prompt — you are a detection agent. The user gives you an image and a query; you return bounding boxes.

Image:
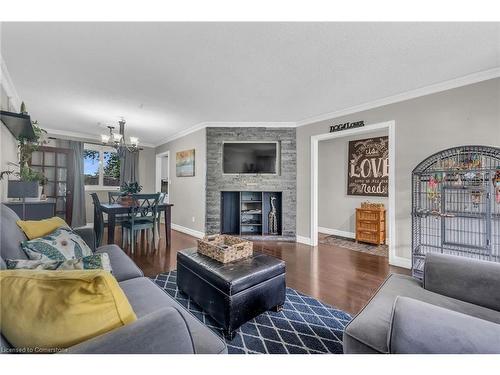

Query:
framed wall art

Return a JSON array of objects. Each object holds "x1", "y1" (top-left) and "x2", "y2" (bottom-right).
[
  {"x1": 347, "y1": 136, "x2": 388, "y2": 197},
  {"x1": 176, "y1": 149, "x2": 195, "y2": 177}
]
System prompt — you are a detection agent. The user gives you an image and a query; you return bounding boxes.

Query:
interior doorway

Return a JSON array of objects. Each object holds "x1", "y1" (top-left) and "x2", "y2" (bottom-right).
[
  {"x1": 310, "y1": 121, "x2": 400, "y2": 267},
  {"x1": 317, "y1": 128, "x2": 389, "y2": 260},
  {"x1": 155, "y1": 151, "x2": 170, "y2": 203}
]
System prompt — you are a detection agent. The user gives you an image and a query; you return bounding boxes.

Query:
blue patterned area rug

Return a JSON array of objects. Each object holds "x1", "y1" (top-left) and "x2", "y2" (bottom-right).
[{"x1": 151, "y1": 271, "x2": 351, "y2": 354}]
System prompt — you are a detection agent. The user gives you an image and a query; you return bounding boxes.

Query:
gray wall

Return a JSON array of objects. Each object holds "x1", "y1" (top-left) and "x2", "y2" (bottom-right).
[
  {"x1": 155, "y1": 128, "x2": 206, "y2": 233},
  {"x1": 318, "y1": 130, "x2": 388, "y2": 236},
  {"x1": 297, "y1": 78, "x2": 500, "y2": 261},
  {"x1": 206, "y1": 127, "x2": 296, "y2": 237},
  {"x1": 137, "y1": 147, "x2": 156, "y2": 192}
]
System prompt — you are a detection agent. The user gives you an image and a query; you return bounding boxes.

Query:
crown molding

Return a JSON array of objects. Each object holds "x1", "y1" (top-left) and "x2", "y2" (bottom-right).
[
  {"x1": 155, "y1": 67, "x2": 500, "y2": 146},
  {"x1": 154, "y1": 121, "x2": 296, "y2": 147},
  {"x1": 4, "y1": 50, "x2": 498, "y2": 149},
  {"x1": 296, "y1": 67, "x2": 500, "y2": 127},
  {"x1": 154, "y1": 121, "x2": 208, "y2": 147},
  {"x1": 44, "y1": 127, "x2": 156, "y2": 148},
  {"x1": 0, "y1": 55, "x2": 21, "y2": 111},
  {"x1": 205, "y1": 121, "x2": 296, "y2": 128},
  {"x1": 44, "y1": 127, "x2": 98, "y2": 140}
]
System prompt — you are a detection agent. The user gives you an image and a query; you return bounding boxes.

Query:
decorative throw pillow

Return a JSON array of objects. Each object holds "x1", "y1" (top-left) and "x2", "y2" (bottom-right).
[
  {"x1": 0, "y1": 270, "x2": 137, "y2": 351},
  {"x1": 16, "y1": 216, "x2": 69, "y2": 240},
  {"x1": 21, "y1": 227, "x2": 93, "y2": 261},
  {"x1": 5, "y1": 253, "x2": 112, "y2": 273}
]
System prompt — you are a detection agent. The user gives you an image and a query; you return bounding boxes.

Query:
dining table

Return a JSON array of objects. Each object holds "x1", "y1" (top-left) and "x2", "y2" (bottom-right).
[{"x1": 99, "y1": 202, "x2": 174, "y2": 246}]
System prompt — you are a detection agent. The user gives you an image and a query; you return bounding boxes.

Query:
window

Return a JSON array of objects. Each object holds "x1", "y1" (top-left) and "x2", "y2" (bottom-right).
[
  {"x1": 84, "y1": 149, "x2": 99, "y2": 186},
  {"x1": 84, "y1": 144, "x2": 120, "y2": 189}
]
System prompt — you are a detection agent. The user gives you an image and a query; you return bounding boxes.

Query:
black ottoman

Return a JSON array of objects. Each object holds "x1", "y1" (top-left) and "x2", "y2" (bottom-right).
[{"x1": 177, "y1": 248, "x2": 286, "y2": 339}]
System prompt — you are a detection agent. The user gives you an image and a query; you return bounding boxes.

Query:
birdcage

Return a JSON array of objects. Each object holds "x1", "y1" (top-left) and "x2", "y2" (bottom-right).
[{"x1": 411, "y1": 145, "x2": 500, "y2": 279}]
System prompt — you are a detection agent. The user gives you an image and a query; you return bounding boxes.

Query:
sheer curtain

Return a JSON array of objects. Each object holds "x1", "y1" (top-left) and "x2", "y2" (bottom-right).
[
  {"x1": 120, "y1": 149, "x2": 140, "y2": 185},
  {"x1": 68, "y1": 140, "x2": 87, "y2": 227}
]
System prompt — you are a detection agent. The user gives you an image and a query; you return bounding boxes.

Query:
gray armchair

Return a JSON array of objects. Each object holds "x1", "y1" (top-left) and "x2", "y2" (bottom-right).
[
  {"x1": 389, "y1": 297, "x2": 500, "y2": 354},
  {"x1": 343, "y1": 253, "x2": 500, "y2": 354}
]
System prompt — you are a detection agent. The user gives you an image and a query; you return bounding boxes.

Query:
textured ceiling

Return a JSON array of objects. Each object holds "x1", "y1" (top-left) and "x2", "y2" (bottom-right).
[{"x1": 2, "y1": 22, "x2": 499, "y2": 146}]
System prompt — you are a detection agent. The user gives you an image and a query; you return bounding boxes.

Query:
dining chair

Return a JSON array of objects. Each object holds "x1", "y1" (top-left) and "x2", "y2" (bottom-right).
[
  {"x1": 121, "y1": 193, "x2": 160, "y2": 254},
  {"x1": 108, "y1": 191, "x2": 122, "y2": 203},
  {"x1": 108, "y1": 191, "x2": 129, "y2": 225},
  {"x1": 155, "y1": 192, "x2": 167, "y2": 238},
  {"x1": 132, "y1": 191, "x2": 165, "y2": 235},
  {"x1": 90, "y1": 193, "x2": 105, "y2": 247}
]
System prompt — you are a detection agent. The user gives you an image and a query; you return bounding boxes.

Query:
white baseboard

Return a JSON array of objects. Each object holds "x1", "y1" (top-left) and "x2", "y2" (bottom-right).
[
  {"x1": 318, "y1": 227, "x2": 355, "y2": 239},
  {"x1": 318, "y1": 226, "x2": 411, "y2": 269},
  {"x1": 318, "y1": 226, "x2": 391, "y2": 242},
  {"x1": 296, "y1": 235, "x2": 313, "y2": 245},
  {"x1": 389, "y1": 256, "x2": 412, "y2": 269},
  {"x1": 171, "y1": 223, "x2": 205, "y2": 239}
]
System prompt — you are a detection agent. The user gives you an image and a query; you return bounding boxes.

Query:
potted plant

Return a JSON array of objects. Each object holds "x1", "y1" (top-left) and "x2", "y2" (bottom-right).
[
  {"x1": 1, "y1": 105, "x2": 47, "y2": 199},
  {"x1": 119, "y1": 181, "x2": 143, "y2": 204},
  {"x1": 3, "y1": 166, "x2": 47, "y2": 201}
]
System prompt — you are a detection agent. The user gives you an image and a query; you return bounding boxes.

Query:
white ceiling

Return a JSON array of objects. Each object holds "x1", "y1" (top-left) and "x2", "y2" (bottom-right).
[{"x1": 1, "y1": 22, "x2": 499, "y2": 146}]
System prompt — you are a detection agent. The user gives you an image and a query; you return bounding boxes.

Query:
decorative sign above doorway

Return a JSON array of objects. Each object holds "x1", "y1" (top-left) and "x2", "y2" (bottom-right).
[
  {"x1": 347, "y1": 136, "x2": 389, "y2": 197},
  {"x1": 329, "y1": 120, "x2": 364, "y2": 133}
]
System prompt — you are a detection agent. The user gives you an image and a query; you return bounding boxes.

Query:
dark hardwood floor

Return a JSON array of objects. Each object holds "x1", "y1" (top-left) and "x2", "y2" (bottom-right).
[{"x1": 105, "y1": 227, "x2": 410, "y2": 316}]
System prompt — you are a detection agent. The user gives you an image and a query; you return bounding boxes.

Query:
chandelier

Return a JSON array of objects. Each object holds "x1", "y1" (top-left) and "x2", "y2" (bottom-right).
[{"x1": 100, "y1": 118, "x2": 139, "y2": 154}]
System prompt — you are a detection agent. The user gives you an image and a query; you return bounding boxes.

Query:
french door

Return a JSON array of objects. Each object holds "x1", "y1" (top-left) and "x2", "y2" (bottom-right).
[{"x1": 30, "y1": 147, "x2": 74, "y2": 224}]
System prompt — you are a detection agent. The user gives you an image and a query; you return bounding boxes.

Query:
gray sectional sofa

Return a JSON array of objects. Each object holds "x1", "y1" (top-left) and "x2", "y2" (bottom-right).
[
  {"x1": 0, "y1": 204, "x2": 227, "y2": 354},
  {"x1": 343, "y1": 252, "x2": 500, "y2": 354}
]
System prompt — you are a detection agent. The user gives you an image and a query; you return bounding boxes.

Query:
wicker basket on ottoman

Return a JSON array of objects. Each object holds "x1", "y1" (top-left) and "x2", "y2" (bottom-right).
[
  {"x1": 177, "y1": 248, "x2": 286, "y2": 339},
  {"x1": 197, "y1": 234, "x2": 253, "y2": 263}
]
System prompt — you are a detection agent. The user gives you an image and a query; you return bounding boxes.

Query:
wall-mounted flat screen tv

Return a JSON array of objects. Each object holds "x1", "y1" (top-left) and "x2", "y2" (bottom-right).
[{"x1": 223, "y1": 142, "x2": 279, "y2": 174}]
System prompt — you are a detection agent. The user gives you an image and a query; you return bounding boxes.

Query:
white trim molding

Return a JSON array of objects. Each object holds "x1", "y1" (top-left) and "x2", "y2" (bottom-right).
[
  {"x1": 390, "y1": 256, "x2": 412, "y2": 269},
  {"x1": 318, "y1": 227, "x2": 355, "y2": 239},
  {"x1": 155, "y1": 122, "x2": 207, "y2": 147},
  {"x1": 84, "y1": 186, "x2": 120, "y2": 192},
  {"x1": 171, "y1": 223, "x2": 205, "y2": 239},
  {"x1": 44, "y1": 127, "x2": 99, "y2": 140},
  {"x1": 310, "y1": 121, "x2": 399, "y2": 267},
  {"x1": 318, "y1": 226, "x2": 392, "y2": 246},
  {"x1": 155, "y1": 150, "x2": 170, "y2": 199},
  {"x1": 296, "y1": 235, "x2": 313, "y2": 246},
  {"x1": 296, "y1": 67, "x2": 500, "y2": 127}
]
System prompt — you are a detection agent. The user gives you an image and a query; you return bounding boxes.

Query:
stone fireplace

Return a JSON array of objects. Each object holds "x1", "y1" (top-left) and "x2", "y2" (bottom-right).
[{"x1": 205, "y1": 127, "x2": 296, "y2": 239}]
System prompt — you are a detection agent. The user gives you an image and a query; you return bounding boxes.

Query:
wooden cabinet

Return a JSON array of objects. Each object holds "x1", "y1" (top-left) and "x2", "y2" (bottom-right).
[{"x1": 356, "y1": 208, "x2": 386, "y2": 245}]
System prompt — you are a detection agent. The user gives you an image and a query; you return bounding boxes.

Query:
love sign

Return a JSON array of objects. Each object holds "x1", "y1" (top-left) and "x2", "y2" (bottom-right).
[{"x1": 347, "y1": 136, "x2": 389, "y2": 197}]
